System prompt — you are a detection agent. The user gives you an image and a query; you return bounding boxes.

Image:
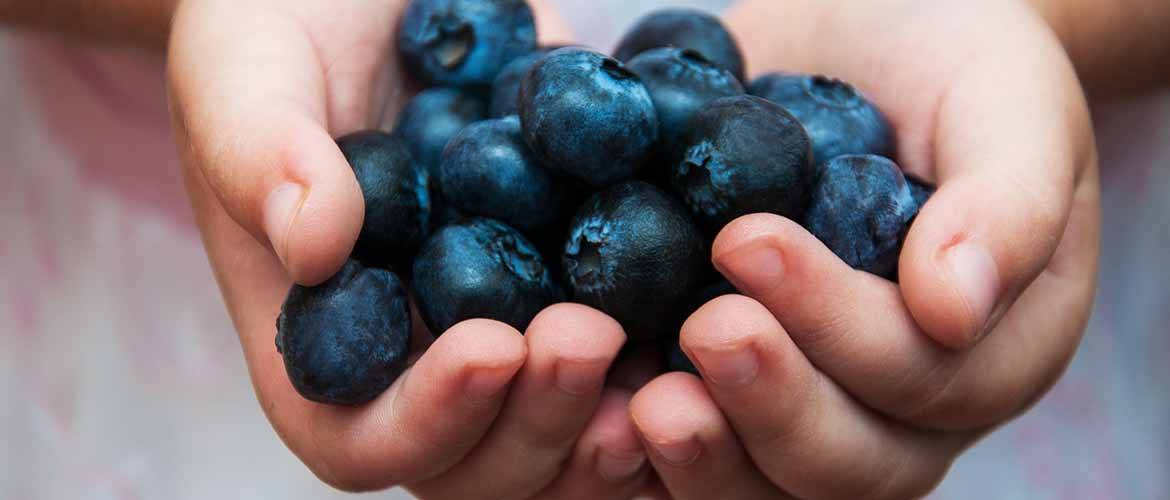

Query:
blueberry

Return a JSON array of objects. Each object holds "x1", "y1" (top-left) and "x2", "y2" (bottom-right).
[
  {"x1": 337, "y1": 131, "x2": 430, "y2": 268},
  {"x1": 276, "y1": 260, "x2": 411, "y2": 406},
  {"x1": 412, "y1": 217, "x2": 562, "y2": 334},
  {"x1": 663, "y1": 340, "x2": 698, "y2": 375},
  {"x1": 626, "y1": 47, "x2": 745, "y2": 161},
  {"x1": 671, "y1": 95, "x2": 814, "y2": 233},
  {"x1": 398, "y1": 0, "x2": 537, "y2": 87},
  {"x1": 563, "y1": 181, "x2": 707, "y2": 340},
  {"x1": 749, "y1": 73, "x2": 894, "y2": 165},
  {"x1": 907, "y1": 176, "x2": 936, "y2": 211},
  {"x1": 692, "y1": 280, "x2": 739, "y2": 308},
  {"x1": 613, "y1": 8, "x2": 745, "y2": 82},
  {"x1": 489, "y1": 50, "x2": 549, "y2": 118},
  {"x1": 439, "y1": 116, "x2": 566, "y2": 231},
  {"x1": 662, "y1": 280, "x2": 739, "y2": 376},
  {"x1": 393, "y1": 87, "x2": 487, "y2": 176},
  {"x1": 519, "y1": 48, "x2": 659, "y2": 187},
  {"x1": 803, "y1": 155, "x2": 920, "y2": 278}
]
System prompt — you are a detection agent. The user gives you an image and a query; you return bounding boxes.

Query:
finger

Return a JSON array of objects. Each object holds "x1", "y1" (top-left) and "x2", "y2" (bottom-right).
[
  {"x1": 714, "y1": 205, "x2": 1095, "y2": 429},
  {"x1": 681, "y1": 295, "x2": 964, "y2": 499},
  {"x1": 898, "y1": 28, "x2": 1090, "y2": 348},
  {"x1": 529, "y1": 390, "x2": 649, "y2": 500},
  {"x1": 901, "y1": 157, "x2": 1100, "y2": 428},
  {"x1": 631, "y1": 373, "x2": 792, "y2": 500},
  {"x1": 411, "y1": 304, "x2": 627, "y2": 499},
  {"x1": 180, "y1": 123, "x2": 529, "y2": 492},
  {"x1": 168, "y1": 0, "x2": 363, "y2": 285},
  {"x1": 257, "y1": 318, "x2": 525, "y2": 492},
  {"x1": 529, "y1": 0, "x2": 576, "y2": 45}
]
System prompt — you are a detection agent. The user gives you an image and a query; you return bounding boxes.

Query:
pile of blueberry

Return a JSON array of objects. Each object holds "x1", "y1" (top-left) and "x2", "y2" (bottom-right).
[{"x1": 276, "y1": 0, "x2": 934, "y2": 406}]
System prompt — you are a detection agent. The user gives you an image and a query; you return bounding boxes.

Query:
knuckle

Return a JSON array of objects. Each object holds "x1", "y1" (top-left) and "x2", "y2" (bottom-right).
[
  {"x1": 865, "y1": 460, "x2": 948, "y2": 500},
  {"x1": 1007, "y1": 173, "x2": 1068, "y2": 247},
  {"x1": 753, "y1": 374, "x2": 825, "y2": 452},
  {"x1": 898, "y1": 356, "x2": 967, "y2": 426}
]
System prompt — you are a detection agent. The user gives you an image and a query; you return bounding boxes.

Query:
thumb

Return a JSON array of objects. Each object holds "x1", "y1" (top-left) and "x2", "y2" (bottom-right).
[
  {"x1": 899, "y1": 38, "x2": 1089, "y2": 349},
  {"x1": 167, "y1": 1, "x2": 363, "y2": 285}
]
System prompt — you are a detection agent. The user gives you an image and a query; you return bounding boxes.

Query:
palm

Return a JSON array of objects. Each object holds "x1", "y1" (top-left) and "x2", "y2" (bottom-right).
[
  {"x1": 622, "y1": 2, "x2": 1101, "y2": 497},
  {"x1": 172, "y1": 0, "x2": 416, "y2": 482},
  {"x1": 178, "y1": 0, "x2": 418, "y2": 388},
  {"x1": 170, "y1": 2, "x2": 650, "y2": 497},
  {"x1": 784, "y1": 0, "x2": 1100, "y2": 427}
]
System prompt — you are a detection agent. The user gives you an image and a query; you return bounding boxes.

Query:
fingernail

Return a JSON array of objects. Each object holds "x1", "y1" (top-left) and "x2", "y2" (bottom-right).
[
  {"x1": 263, "y1": 182, "x2": 306, "y2": 267},
  {"x1": 555, "y1": 359, "x2": 604, "y2": 396},
  {"x1": 649, "y1": 438, "x2": 701, "y2": 466},
  {"x1": 464, "y1": 368, "x2": 513, "y2": 402},
  {"x1": 693, "y1": 346, "x2": 758, "y2": 388},
  {"x1": 596, "y1": 451, "x2": 646, "y2": 483},
  {"x1": 715, "y1": 241, "x2": 783, "y2": 292},
  {"x1": 945, "y1": 242, "x2": 1000, "y2": 341}
]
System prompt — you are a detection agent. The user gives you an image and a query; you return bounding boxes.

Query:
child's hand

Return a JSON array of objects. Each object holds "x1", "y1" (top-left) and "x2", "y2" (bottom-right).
[
  {"x1": 167, "y1": 0, "x2": 649, "y2": 497},
  {"x1": 630, "y1": 0, "x2": 1099, "y2": 497}
]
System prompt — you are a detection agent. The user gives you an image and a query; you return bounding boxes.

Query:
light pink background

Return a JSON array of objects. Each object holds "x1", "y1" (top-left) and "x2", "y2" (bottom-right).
[{"x1": 2, "y1": 1, "x2": 1168, "y2": 498}]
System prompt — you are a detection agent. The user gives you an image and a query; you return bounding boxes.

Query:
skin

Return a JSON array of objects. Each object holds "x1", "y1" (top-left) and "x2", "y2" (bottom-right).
[
  {"x1": 165, "y1": 1, "x2": 658, "y2": 497},
  {"x1": 2, "y1": 0, "x2": 1168, "y2": 497},
  {"x1": 7, "y1": 0, "x2": 651, "y2": 497},
  {"x1": 0, "y1": 0, "x2": 175, "y2": 46},
  {"x1": 629, "y1": 0, "x2": 1121, "y2": 497}
]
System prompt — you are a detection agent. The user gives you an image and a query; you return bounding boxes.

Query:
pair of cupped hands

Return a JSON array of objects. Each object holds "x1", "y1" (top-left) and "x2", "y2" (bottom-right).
[{"x1": 167, "y1": 0, "x2": 1099, "y2": 497}]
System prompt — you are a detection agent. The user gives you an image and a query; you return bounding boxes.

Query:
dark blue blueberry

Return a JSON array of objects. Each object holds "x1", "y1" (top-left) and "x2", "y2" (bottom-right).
[
  {"x1": 489, "y1": 50, "x2": 549, "y2": 118},
  {"x1": 398, "y1": 0, "x2": 537, "y2": 87},
  {"x1": 662, "y1": 280, "x2": 739, "y2": 376},
  {"x1": 613, "y1": 8, "x2": 745, "y2": 82},
  {"x1": 563, "y1": 181, "x2": 707, "y2": 340},
  {"x1": 749, "y1": 73, "x2": 895, "y2": 165},
  {"x1": 691, "y1": 280, "x2": 739, "y2": 308},
  {"x1": 626, "y1": 47, "x2": 745, "y2": 160},
  {"x1": 412, "y1": 217, "x2": 562, "y2": 334},
  {"x1": 519, "y1": 48, "x2": 659, "y2": 187},
  {"x1": 276, "y1": 260, "x2": 411, "y2": 406},
  {"x1": 907, "y1": 176, "x2": 936, "y2": 211},
  {"x1": 671, "y1": 95, "x2": 814, "y2": 233},
  {"x1": 337, "y1": 131, "x2": 430, "y2": 268},
  {"x1": 803, "y1": 155, "x2": 920, "y2": 278},
  {"x1": 393, "y1": 87, "x2": 487, "y2": 176},
  {"x1": 439, "y1": 116, "x2": 566, "y2": 231},
  {"x1": 663, "y1": 339, "x2": 698, "y2": 375}
]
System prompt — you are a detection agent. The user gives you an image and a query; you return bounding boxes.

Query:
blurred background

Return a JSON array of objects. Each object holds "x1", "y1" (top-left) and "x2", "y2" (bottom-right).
[{"x1": 1, "y1": 1, "x2": 1167, "y2": 498}]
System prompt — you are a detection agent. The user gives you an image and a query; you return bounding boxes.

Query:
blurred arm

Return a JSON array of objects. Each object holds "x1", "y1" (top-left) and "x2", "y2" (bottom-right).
[
  {"x1": 0, "y1": 0, "x2": 174, "y2": 47},
  {"x1": 1027, "y1": 0, "x2": 1169, "y2": 96}
]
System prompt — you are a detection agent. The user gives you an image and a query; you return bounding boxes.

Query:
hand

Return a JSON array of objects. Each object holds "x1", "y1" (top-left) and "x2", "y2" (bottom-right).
[
  {"x1": 630, "y1": 0, "x2": 1099, "y2": 497},
  {"x1": 167, "y1": 0, "x2": 650, "y2": 497}
]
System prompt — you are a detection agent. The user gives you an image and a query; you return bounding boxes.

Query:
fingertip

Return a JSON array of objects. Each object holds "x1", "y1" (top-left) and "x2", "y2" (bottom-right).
[
  {"x1": 629, "y1": 373, "x2": 708, "y2": 439},
  {"x1": 587, "y1": 390, "x2": 646, "y2": 484},
  {"x1": 630, "y1": 374, "x2": 710, "y2": 468},
  {"x1": 680, "y1": 294, "x2": 775, "y2": 350},
  {"x1": 436, "y1": 318, "x2": 528, "y2": 371},
  {"x1": 527, "y1": 303, "x2": 627, "y2": 358},
  {"x1": 901, "y1": 208, "x2": 1003, "y2": 350},
  {"x1": 409, "y1": 319, "x2": 527, "y2": 404},
  {"x1": 277, "y1": 131, "x2": 365, "y2": 285},
  {"x1": 711, "y1": 213, "x2": 801, "y2": 263},
  {"x1": 711, "y1": 214, "x2": 835, "y2": 300},
  {"x1": 526, "y1": 303, "x2": 626, "y2": 396}
]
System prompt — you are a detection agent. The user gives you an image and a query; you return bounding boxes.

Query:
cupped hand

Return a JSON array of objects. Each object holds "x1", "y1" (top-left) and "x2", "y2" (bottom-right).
[
  {"x1": 631, "y1": 0, "x2": 1100, "y2": 497},
  {"x1": 166, "y1": 0, "x2": 649, "y2": 497}
]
